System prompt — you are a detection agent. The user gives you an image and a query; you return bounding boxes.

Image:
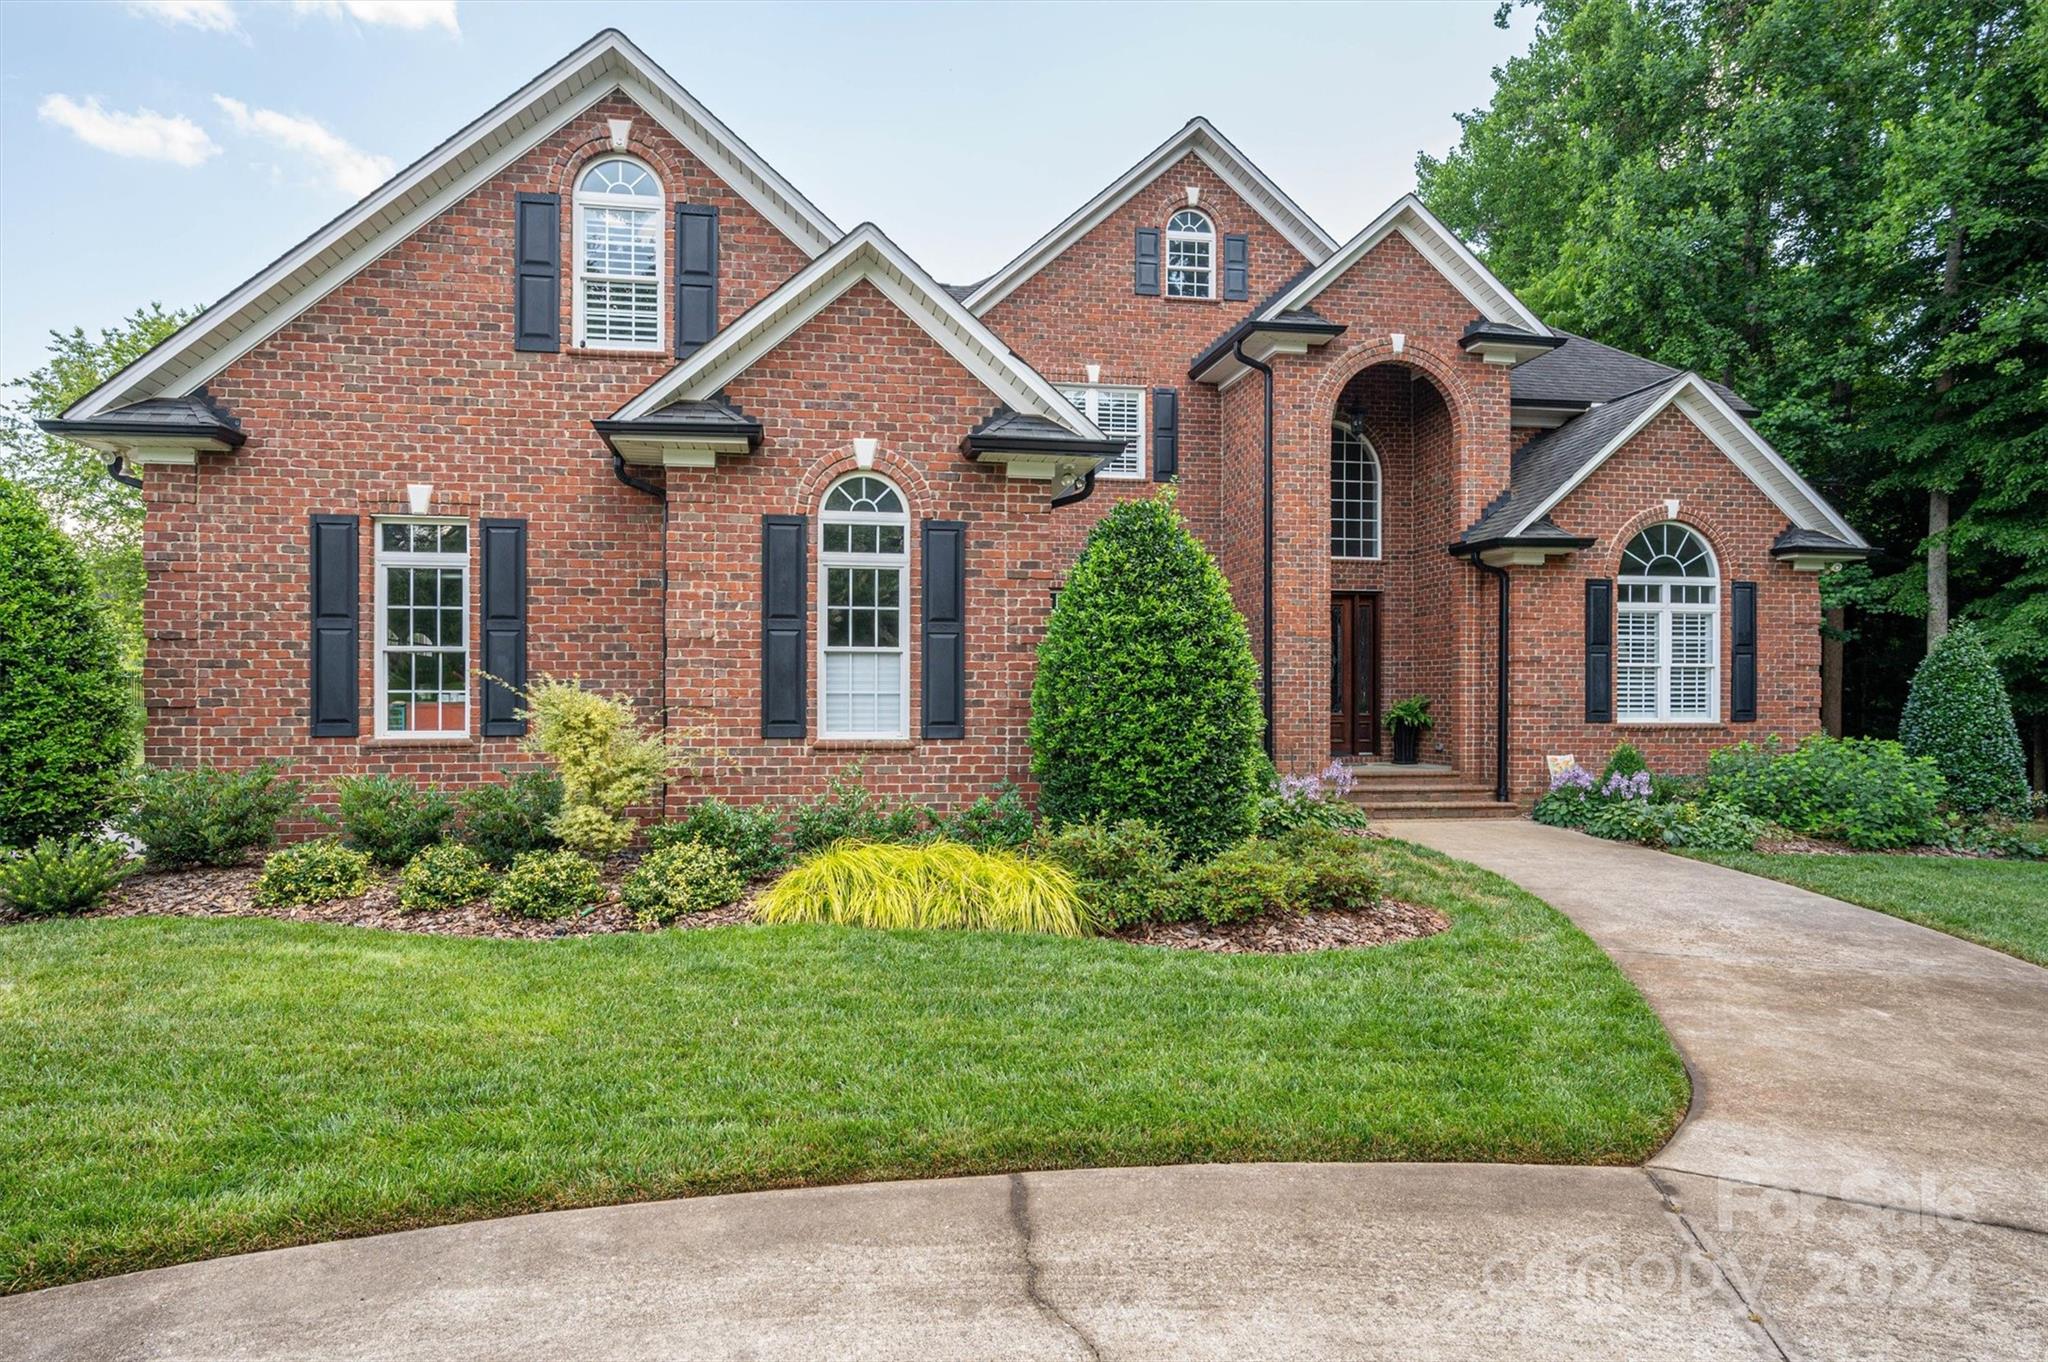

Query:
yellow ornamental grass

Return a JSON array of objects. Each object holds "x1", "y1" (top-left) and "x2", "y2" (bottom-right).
[{"x1": 758, "y1": 841, "x2": 1096, "y2": 936}]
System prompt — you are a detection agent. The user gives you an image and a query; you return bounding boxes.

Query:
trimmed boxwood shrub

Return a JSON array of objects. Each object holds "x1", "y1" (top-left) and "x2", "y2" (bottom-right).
[
  {"x1": 619, "y1": 840, "x2": 746, "y2": 925},
  {"x1": 119, "y1": 763, "x2": 303, "y2": 870},
  {"x1": 456, "y1": 769, "x2": 563, "y2": 867},
  {"x1": 253, "y1": 839, "x2": 374, "y2": 908},
  {"x1": 0, "y1": 836, "x2": 136, "y2": 916},
  {"x1": 396, "y1": 842, "x2": 497, "y2": 914},
  {"x1": 331, "y1": 774, "x2": 456, "y2": 868},
  {"x1": 650, "y1": 797, "x2": 786, "y2": 880},
  {"x1": 1706, "y1": 735, "x2": 1944, "y2": 849},
  {"x1": 1899, "y1": 622, "x2": 2029, "y2": 817},
  {"x1": 495, "y1": 849, "x2": 603, "y2": 920},
  {"x1": 0, "y1": 478, "x2": 136, "y2": 846},
  {"x1": 1167, "y1": 839, "x2": 1299, "y2": 925},
  {"x1": 1030, "y1": 490, "x2": 1266, "y2": 860}
]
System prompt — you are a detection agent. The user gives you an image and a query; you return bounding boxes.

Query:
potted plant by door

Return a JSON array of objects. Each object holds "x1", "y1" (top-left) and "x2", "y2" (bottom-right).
[{"x1": 1383, "y1": 696, "x2": 1434, "y2": 766}]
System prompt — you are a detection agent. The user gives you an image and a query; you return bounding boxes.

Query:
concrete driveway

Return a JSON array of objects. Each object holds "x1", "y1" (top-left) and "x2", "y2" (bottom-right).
[{"x1": 6, "y1": 822, "x2": 2044, "y2": 1360}]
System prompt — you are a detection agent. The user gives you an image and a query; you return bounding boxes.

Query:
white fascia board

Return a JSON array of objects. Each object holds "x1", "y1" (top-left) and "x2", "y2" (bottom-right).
[
  {"x1": 1509, "y1": 374, "x2": 1866, "y2": 546},
  {"x1": 65, "y1": 30, "x2": 839, "y2": 420},
  {"x1": 1264, "y1": 194, "x2": 1550, "y2": 337},
  {"x1": 964, "y1": 118, "x2": 1336, "y2": 315},
  {"x1": 615, "y1": 226, "x2": 1105, "y2": 440}
]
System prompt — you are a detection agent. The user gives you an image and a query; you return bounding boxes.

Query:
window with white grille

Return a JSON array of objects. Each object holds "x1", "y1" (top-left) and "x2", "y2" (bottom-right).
[
  {"x1": 1165, "y1": 209, "x2": 1214, "y2": 299},
  {"x1": 574, "y1": 157, "x2": 662, "y2": 350},
  {"x1": 1059, "y1": 385, "x2": 1144, "y2": 479},
  {"x1": 375, "y1": 520, "x2": 469, "y2": 738},
  {"x1": 819, "y1": 474, "x2": 909, "y2": 738},
  {"x1": 1331, "y1": 423, "x2": 1381, "y2": 558},
  {"x1": 1616, "y1": 523, "x2": 1719, "y2": 722}
]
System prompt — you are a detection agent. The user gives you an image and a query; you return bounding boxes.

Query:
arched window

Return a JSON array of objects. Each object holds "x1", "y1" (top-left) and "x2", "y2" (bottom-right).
[
  {"x1": 819, "y1": 473, "x2": 909, "y2": 738},
  {"x1": 1617, "y1": 522, "x2": 1719, "y2": 721},
  {"x1": 1165, "y1": 208, "x2": 1214, "y2": 299},
  {"x1": 574, "y1": 156, "x2": 662, "y2": 350},
  {"x1": 1330, "y1": 422, "x2": 1381, "y2": 559}
]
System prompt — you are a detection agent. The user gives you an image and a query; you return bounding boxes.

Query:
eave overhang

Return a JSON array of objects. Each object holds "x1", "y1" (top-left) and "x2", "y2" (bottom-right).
[
  {"x1": 37, "y1": 400, "x2": 246, "y2": 466},
  {"x1": 1459, "y1": 319, "x2": 1568, "y2": 368},
  {"x1": 1189, "y1": 313, "x2": 1348, "y2": 385},
  {"x1": 961, "y1": 409, "x2": 1125, "y2": 493},
  {"x1": 594, "y1": 407, "x2": 764, "y2": 468},
  {"x1": 1771, "y1": 527, "x2": 1872, "y2": 573},
  {"x1": 1508, "y1": 400, "x2": 1591, "y2": 431},
  {"x1": 1449, "y1": 524, "x2": 1596, "y2": 569}
]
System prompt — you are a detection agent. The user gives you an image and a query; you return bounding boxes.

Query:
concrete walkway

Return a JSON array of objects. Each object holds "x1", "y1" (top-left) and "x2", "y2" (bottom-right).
[{"x1": 8, "y1": 823, "x2": 2045, "y2": 1359}]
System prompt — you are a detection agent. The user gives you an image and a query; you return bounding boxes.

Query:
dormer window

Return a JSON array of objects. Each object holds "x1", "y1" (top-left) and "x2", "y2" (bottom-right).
[
  {"x1": 574, "y1": 156, "x2": 662, "y2": 350},
  {"x1": 1165, "y1": 209, "x2": 1214, "y2": 299}
]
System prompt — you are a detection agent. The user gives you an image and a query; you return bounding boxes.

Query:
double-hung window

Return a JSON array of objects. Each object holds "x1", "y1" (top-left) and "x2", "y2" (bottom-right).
[
  {"x1": 1616, "y1": 523, "x2": 1719, "y2": 722},
  {"x1": 375, "y1": 520, "x2": 469, "y2": 737},
  {"x1": 1165, "y1": 209, "x2": 1214, "y2": 299},
  {"x1": 819, "y1": 474, "x2": 909, "y2": 738},
  {"x1": 1058, "y1": 385, "x2": 1144, "y2": 479},
  {"x1": 574, "y1": 156, "x2": 662, "y2": 350},
  {"x1": 1330, "y1": 422, "x2": 1382, "y2": 559}
]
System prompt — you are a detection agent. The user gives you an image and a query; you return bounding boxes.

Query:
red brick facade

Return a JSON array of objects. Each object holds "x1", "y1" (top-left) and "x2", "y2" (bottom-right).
[{"x1": 129, "y1": 82, "x2": 1835, "y2": 820}]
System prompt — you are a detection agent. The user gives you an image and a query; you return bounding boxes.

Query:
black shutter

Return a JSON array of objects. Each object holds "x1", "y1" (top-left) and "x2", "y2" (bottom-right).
[
  {"x1": 1222, "y1": 233, "x2": 1249, "y2": 300},
  {"x1": 1134, "y1": 227, "x2": 1161, "y2": 296},
  {"x1": 1151, "y1": 387, "x2": 1180, "y2": 481},
  {"x1": 513, "y1": 192, "x2": 560, "y2": 352},
  {"x1": 480, "y1": 519, "x2": 529, "y2": 736},
  {"x1": 309, "y1": 515, "x2": 359, "y2": 737},
  {"x1": 1730, "y1": 580, "x2": 1758, "y2": 723},
  {"x1": 922, "y1": 520, "x2": 966, "y2": 740},
  {"x1": 1584, "y1": 578, "x2": 1613, "y2": 723},
  {"x1": 675, "y1": 203, "x2": 719, "y2": 357},
  {"x1": 762, "y1": 515, "x2": 807, "y2": 738}
]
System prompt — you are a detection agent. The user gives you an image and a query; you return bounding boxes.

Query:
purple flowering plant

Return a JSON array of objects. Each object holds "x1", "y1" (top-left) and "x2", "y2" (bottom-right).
[{"x1": 1601, "y1": 771, "x2": 1653, "y2": 802}]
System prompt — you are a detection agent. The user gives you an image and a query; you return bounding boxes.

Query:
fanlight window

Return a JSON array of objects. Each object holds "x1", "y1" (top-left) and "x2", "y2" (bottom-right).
[
  {"x1": 819, "y1": 474, "x2": 909, "y2": 738},
  {"x1": 1616, "y1": 523, "x2": 1719, "y2": 722},
  {"x1": 574, "y1": 156, "x2": 662, "y2": 349},
  {"x1": 1330, "y1": 423, "x2": 1381, "y2": 559},
  {"x1": 1165, "y1": 208, "x2": 1214, "y2": 299}
]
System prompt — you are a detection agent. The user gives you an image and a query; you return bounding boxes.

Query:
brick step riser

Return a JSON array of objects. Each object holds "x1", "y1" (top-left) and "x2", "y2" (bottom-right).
[{"x1": 1358, "y1": 803, "x2": 1522, "y2": 820}]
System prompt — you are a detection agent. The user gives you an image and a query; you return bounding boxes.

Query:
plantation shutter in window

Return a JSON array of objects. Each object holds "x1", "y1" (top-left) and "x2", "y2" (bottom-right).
[
  {"x1": 1151, "y1": 387, "x2": 1179, "y2": 481},
  {"x1": 1222, "y1": 233, "x2": 1249, "y2": 299},
  {"x1": 1730, "y1": 580, "x2": 1758, "y2": 723},
  {"x1": 480, "y1": 519, "x2": 528, "y2": 736},
  {"x1": 1584, "y1": 578, "x2": 1614, "y2": 723},
  {"x1": 309, "y1": 514, "x2": 359, "y2": 737},
  {"x1": 1134, "y1": 227, "x2": 1161, "y2": 296},
  {"x1": 762, "y1": 515, "x2": 807, "y2": 738},
  {"x1": 675, "y1": 203, "x2": 720, "y2": 357},
  {"x1": 513, "y1": 193, "x2": 560, "y2": 352},
  {"x1": 921, "y1": 520, "x2": 966, "y2": 740}
]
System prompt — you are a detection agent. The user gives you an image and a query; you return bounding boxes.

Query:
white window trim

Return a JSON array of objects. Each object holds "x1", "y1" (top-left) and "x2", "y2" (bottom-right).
[
  {"x1": 1330, "y1": 421, "x2": 1382, "y2": 561},
  {"x1": 1616, "y1": 525, "x2": 1721, "y2": 724},
  {"x1": 373, "y1": 517, "x2": 471, "y2": 740},
  {"x1": 1165, "y1": 208, "x2": 1215, "y2": 300},
  {"x1": 1058, "y1": 384, "x2": 1146, "y2": 479},
  {"x1": 818, "y1": 476, "x2": 911, "y2": 740},
  {"x1": 572, "y1": 155, "x2": 665, "y2": 353}
]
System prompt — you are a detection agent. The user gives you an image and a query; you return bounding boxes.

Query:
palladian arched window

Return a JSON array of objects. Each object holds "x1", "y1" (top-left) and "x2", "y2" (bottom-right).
[
  {"x1": 1330, "y1": 422, "x2": 1381, "y2": 559},
  {"x1": 1165, "y1": 208, "x2": 1214, "y2": 298},
  {"x1": 574, "y1": 156, "x2": 662, "y2": 349},
  {"x1": 1617, "y1": 522, "x2": 1719, "y2": 721},
  {"x1": 819, "y1": 473, "x2": 909, "y2": 738}
]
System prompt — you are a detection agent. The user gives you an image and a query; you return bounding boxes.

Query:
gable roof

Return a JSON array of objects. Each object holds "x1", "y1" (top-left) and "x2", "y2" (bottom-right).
[
  {"x1": 962, "y1": 118, "x2": 1338, "y2": 315},
  {"x1": 1464, "y1": 373, "x2": 1865, "y2": 548},
  {"x1": 62, "y1": 29, "x2": 841, "y2": 422},
  {"x1": 1511, "y1": 331, "x2": 1755, "y2": 416},
  {"x1": 611, "y1": 224, "x2": 1105, "y2": 442},
  {"x1": 1252, "y1": 194, "x2": 1549, "y2": 337}
]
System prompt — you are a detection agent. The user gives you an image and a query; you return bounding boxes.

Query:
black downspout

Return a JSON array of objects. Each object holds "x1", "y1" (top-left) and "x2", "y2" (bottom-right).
[
  {"x1": 1468, "y1": 556, "x2": 1512, "y2": 802},
  {"x1": 1049, "y1": 465, "x2": 1099, "y2": 509},
  {"x1": 105, "y1": 454, "x2": 143, "y2": 490},
  {"x1": 612, "y1": 449, "x2": 666, "y2": 502},
  {"x1": 1234, "y1": 339, "x2": 1276, "y2": 758}
]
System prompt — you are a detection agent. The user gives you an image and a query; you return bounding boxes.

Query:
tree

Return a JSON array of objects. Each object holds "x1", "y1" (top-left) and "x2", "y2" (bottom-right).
[
  {"x1": 1898, "y1": 621, "x2": 2029, "y2": 816},
  {"x1": 1030, "y1": 489, "x2": 1267, "y2": 860},
  {"x1": 0, "y1": 477, "x2": 137, "y2": 846},
  {"x1": 0, "y1": 304, "x2": 195, "y2": 682}
]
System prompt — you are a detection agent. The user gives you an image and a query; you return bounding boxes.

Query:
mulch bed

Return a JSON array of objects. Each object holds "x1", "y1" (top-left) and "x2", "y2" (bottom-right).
[
  {"x1": 1118, "y1": 900, "x2": 1448, "y2": 954},
  {"x1": 1749, "y1": 834, "x2": 2007, "y2": 859}
]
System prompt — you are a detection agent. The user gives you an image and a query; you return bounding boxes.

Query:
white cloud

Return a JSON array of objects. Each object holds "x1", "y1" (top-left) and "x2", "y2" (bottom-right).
[
  {"x1": 291, "y1": 1, "x2": 459, "y2": 33},
  {"x1": 124, "y1": 0, "x2": 241, "y2": 32},
  {"x1": 37, "y1": 95, "x2": 220, "y2": 167},
  {"x1": 212, "y1": 95, "x2": 396, "y2": 197}
]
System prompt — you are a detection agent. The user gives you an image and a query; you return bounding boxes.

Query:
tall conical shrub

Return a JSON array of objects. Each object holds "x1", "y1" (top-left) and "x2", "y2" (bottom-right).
[
  {"x1": 0, "y1": 477, "x2": 136, "y2": 845},
  {"x1": 1899, "y1": 621, "x2": 2029, "y2": 816},
  {"x1": 1030, "y1": 489, "x2": 1266, "y2": 859}
]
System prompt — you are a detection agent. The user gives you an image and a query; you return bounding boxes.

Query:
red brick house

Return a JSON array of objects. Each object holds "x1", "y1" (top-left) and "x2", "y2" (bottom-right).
[{"x1": 47, "y1": 30, "x2": 1867, "y2": 816}]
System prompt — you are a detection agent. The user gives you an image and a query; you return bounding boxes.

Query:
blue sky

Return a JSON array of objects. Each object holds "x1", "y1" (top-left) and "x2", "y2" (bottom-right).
[{"x1": 0, "y1": 1, "x2": 1536, "y2": 387}]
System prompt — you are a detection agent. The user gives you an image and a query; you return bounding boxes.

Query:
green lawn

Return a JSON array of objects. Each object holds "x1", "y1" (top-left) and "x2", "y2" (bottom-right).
[
  {"x1": 1692, "y1": 851, "x2": 2048, "y2": 966},
  {"x1": 0, "y1": 840, "x2": 1686, "y2": 1293}
]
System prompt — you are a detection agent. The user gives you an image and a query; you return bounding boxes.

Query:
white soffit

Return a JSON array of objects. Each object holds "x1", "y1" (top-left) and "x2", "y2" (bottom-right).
[
  {"x1": 613, "y1": 225, "x2": 1104, "y2": 440},
  {"x1": 64, "y1": 29, "x2": 841, "y2": 420},
  {"x1": 963, "y1": 118, "x2": 1338, "y2": 315}
]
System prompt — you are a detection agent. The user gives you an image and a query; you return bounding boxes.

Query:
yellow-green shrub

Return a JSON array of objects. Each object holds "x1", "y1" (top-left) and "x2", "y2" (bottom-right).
[
  {"x1": 518, "y1": 676, "x2": 706, "y2": 859},
  {"x1": 758, "y1": 840, "x2": 1092, "y2": 936},
  {"x1": 253, "y1": 839, "x2": 374, "y2": 908}
]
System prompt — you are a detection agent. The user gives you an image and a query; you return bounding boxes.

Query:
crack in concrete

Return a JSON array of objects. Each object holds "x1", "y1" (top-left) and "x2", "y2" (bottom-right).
[
  {"x1": 1007, "y1": 1173, "x2": 1102, "y2": 1361},
  {"x1": 1647, "y1": 1164, "x2": 2048, "y2": 1239},
  {"x1": 1644, "y1": 1168, "x2": 1796, "y2": 1362}
]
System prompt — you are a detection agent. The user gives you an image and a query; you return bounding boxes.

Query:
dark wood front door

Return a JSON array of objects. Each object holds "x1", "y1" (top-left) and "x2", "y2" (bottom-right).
[{"x1": 1330, "y1": 592, "x2": 1380, "y2": 757}]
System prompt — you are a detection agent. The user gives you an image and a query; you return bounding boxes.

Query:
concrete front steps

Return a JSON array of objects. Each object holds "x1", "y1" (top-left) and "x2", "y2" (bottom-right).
[{"x1": 1341, "y1": 763, "x2": 1522, "y2": 820}]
